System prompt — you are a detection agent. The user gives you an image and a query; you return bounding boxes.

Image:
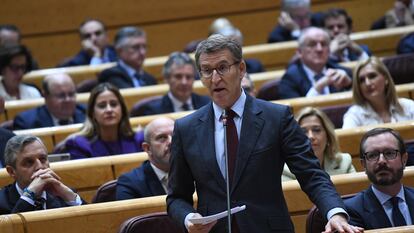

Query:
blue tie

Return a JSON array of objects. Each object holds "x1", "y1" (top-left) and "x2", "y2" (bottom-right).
[{"x1": 391, "y1": 196, "x2": 407, "y2": 226}]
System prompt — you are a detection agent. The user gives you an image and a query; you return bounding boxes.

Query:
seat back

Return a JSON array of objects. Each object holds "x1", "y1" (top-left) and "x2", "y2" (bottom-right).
[
  {"x1": 382, "y1": 53, "x2": 414, "y2": 85},
  {"x1": 118, "y1": 212, "x2": 184, "y2": 233},
  {"x1": 91, "y1": 179, "x2": 117, "y2": 203},
  {"x1": 320, "y1": 104, "x2": 352, "y2": 128},
  {"x1": 76, "y1": 79, "x2": 99, "y2": 93},
  {"x1": 306, "y1": 194, "x2": 356, "y2": 233},
  {"x1": 256, "y1": 79, "x2": 280, "y2": 101},
  {"x1": 129, "y1": 95, "x2": 162, "y2": 117}
]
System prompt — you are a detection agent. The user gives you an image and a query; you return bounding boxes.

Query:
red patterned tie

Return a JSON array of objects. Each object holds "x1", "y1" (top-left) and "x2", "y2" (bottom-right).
[{"x1": 226, "y1": 109, "x2": 238, "y2": 184}]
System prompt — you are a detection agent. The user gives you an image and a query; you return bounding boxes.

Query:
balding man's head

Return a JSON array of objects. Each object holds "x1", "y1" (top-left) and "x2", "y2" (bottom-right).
[
  {"x1": 43, "y1": 73, "x2": 77, "y2": 120},
  {"x1": 297, "y1": 27, "x2": 330, "y2": 73},
  {"x1": 142, "y1": 117, "x2": 175, "y2": 172}
]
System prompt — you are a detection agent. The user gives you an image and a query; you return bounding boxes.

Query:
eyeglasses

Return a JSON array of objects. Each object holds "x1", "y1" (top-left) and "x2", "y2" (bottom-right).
[
  {"x1": 81, "y1": 30, "x2": 104, "y2": 39},
  {"x1": 127, "y1": 44, "x2": 147, "y2": 52},
  {"x1": 51, "y1": 91, "x2": 76, "y2": 100},
  {"x1": 363, "y1": 149, "x2": 400, "y2": 161},
  {"x1": 199, "y1": 62, "x2": 239, "y2": 78},
  {"x1": 8, "y1": 64, "x2": 26, "y2": 73}
]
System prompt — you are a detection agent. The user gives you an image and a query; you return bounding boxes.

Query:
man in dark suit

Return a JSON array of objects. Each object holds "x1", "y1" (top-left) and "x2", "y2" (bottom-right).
[
  {"x1": 278, "y1": 27, "x2": 352, "y2": 99},
  {"x1": 98, "y1": 26, "x2": 157, "y2": 89},
  {"x1": 138, "y1": 52, "x2": 210, "y2": 116},
  {"x1": 267, "y1": 0, "x2": 324, "y2": 43},
  {"x1": 0, "y1": 135, "x2": 84, "y2": 214},
  {"x1": 59, "y1": 19, "x2": 117, "y2": 67},
  {"x1": 323, "y1": 8, "x2": 371, "y2": 63},
  {"x1": 13, "y1": 73, "x2": 86, "y2": 129},
  {"x1": 167, "y1": 34, "x2": 362, "y2": 233},
  {"x1": 345, "y1": 128, "x2": 414, "y2": 230},
  {"x1": 116, "y1": 117, "x2": 174, "y2": 200}
]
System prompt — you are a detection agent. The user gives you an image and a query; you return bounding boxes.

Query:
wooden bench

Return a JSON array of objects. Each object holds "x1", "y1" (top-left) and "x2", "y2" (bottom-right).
[
  {"x1": 0, "y1": 214, "x2": 25, "y2": 233},
  {"x1": 4, "y1": 166, "x2": 414, "y2": 233},
  {"x1": 21, "y1": 23, "x2": 414, "y2": 89},
  {"x1": 0, "y1": 153, "x2": 148, "y2": 203}
]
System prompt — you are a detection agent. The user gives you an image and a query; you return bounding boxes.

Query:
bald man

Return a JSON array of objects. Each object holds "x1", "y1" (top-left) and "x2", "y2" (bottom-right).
[
  {"x1": 116, "y1": 117, "x2": 174, "y2": 200},
  {"x1": 13, "y1": 73, "x2": 86, "y2": 129}
]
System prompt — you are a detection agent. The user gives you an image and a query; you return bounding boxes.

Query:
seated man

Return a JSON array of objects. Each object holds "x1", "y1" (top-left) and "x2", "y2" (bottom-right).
[
  {"x1": 268, "y1": 0, "x2": 324, "y2": 43},
  {"x1": 59, "y1": 19, "x2": 117, "y2": 67},
  {"x1": 13, "y1": 73, "x2": 86, "y2": 129},
  {"x1": 278, "y1": 27, "x2": 352, "y2": 99},
  {"x1": 116, "y1": 117, "x2": 174, "y2": 200},
  {"x1": 323, "y1": 8, "x2": 371, "y2": 63},
  {"x1": 345, "y1": 128, "x2": 414, "y2": 229},
  {"x1": 0, "y1": 135, "x2": 84, "y2": 214},
  {"x1": 139, "y1": 52, "x2": 210, "y2": 116},
  {"x1": 98, "y1": 26, "x2": 157, "y2": 89}
]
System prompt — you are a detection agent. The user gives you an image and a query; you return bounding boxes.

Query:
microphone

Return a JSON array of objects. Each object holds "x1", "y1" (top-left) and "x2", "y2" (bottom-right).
[{"x1": 222, "y1": 109, "x2": 232, "y2": 233}]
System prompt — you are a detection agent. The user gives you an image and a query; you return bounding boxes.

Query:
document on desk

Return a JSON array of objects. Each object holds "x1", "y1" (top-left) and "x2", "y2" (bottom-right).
[{"x1": 188, "y1": 205, "x2": 246, "y2": 225}]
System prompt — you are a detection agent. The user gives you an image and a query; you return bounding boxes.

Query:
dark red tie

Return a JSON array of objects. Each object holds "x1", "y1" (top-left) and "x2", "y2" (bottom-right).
[{"x1": 226, "y1": 109, "x2": 238, "y2": 184}]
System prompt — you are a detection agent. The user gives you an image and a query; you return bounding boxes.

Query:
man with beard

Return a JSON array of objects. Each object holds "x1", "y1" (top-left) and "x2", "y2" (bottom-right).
[
  {"x1": 116, "y1": 117, "x2": 174, "y2": 200},
  {"x1": 344, "y1": 127, "x2": 414, "y2": 229}
]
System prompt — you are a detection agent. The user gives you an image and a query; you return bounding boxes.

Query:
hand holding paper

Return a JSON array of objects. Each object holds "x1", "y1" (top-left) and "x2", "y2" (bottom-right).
[{"x1": 188, "y1": 205, "x2": 246, "y2": 225}]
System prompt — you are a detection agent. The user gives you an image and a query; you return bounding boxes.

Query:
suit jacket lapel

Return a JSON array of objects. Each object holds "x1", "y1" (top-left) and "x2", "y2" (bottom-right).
[
  {"x1": 365, "y1": 187, "x2": 392, "y2": 228},
  {"x1": 404, "y1": 186, "x2": 414, "y2": 223},
  {"x1": 162, "y1": 95, "x2": 175, "y2": 113},
  {"x1": 196, "y1": 104, "x2": 227, "y2": 190},
  {"x1": 144, "y1": 161, "x2": 166, "y2": 195},
  {"x1": 231, "y1": 96, "x2": 264, "y2": 192}
]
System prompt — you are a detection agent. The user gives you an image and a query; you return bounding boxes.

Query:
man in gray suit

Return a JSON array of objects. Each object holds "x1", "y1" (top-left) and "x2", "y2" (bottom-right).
[{"x1": 166, "y1": 34, "x2": 363, "y2": 233}]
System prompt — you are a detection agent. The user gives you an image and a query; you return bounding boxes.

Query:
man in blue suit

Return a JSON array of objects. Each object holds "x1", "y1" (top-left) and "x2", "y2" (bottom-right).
[
  {"x1": 278, "y1": 27, "x2": 352, "y2": 99},
  {"x1": 116, "y1": 117, "x2": 174, "y2": 200},
  {"x1": 13, "y1": 73, "x2": 86, "y2": 129},
  {"x1": 98, "y1": 26, "x2": 157, "y2": 89},
  {"x1": 345, "y1": 128, "x2": 414, "y2": 229},
  {"x1": 138, "y1": 52, "x2": 210, "y2": 116},
  {"x1": 59, "y1": 19, "x2": 117, "y2": 67},
  {"x1": 167, "y1": 34, "x2": 362, "y2": 233}
]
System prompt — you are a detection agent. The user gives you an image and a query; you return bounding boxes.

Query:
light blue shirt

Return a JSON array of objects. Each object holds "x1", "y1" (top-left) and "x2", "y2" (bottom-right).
[
  {"x1": 212, "y1": 90, "x2": 245, "y2": 179},
  {"x1": 372, "y1": 185, "x2": 412, "y2": 226},
  {"x1": 301, "y1": 63, "x2": 330, "y2": 97},
  {"x1": 90, "y1": 47, "x2": 112, "y2": 65},
  {"x1": 118, "y1": 60, "x2": 141, "y2": 87}
]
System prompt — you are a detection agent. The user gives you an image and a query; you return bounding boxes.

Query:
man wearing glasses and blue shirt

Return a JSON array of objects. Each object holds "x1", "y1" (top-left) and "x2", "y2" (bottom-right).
[
  {"x1": 13, "y1": 73, "x2": 86, "y2": 129},
  {"x1": 345, "y1": 127, "x2": 414, "y2": 229},
  {"x1": 167, "y1": 34, "x2": 362, "y2": 233}
]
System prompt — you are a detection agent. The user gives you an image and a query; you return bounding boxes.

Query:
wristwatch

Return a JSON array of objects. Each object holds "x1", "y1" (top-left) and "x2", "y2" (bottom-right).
[{"x1": 22, "y1": 187, "x2": 36, "y2": 200}]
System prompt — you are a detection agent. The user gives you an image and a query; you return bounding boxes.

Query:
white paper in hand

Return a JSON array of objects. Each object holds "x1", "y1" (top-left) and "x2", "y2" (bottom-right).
[{"x1": 188, "y1": 205, "x2": 246, "y2": 225}]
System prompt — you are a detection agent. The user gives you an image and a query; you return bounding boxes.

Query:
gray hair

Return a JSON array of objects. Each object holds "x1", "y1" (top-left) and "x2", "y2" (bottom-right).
[
  {"x1": 282, "y1": 0, "x2": 311, "y2": 12},
  {"x1": 114, "y1": 26, "x2": 146, "y2": 49},
  {"x1": 194, "y1": 34, "x2": 242, "y2": 70},
  {"x1": 162, "y1": 52, "x2": 196, "y2": 79},
  {"x1": 298, "y1": 27, "x2": 330, "y2": 49},
  {"x1": 4, "y1": 135, "x2": 45, "y2": 168}
]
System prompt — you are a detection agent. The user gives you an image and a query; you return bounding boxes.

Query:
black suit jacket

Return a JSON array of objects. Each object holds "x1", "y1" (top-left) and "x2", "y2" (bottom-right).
[
  {"x1": 0, "y1": 183, "x2": 75, "y2": 214},
  {"x1": 58, "y1": 46, "x2": 118, "y2": 67},
  {"x1": 116, "y1": 160, "x2": 166, "y2": 200},
  {"x1": 98, "y1": 63, "x2": 157, "y2": 89},
  {"x1": 0, "y1": 128, "x2": 15, "y2": 167},
  {"x1": 278, "y1": 60, "x2": 352, "y2": 99},
  {"x1": 141, "y1": 93, "x2": 210, "y2": 116},
  {"x1": 13, "y1": 105, "x2": 86, "y2": 130},
  {"x1": 344, "y1": 186, "x2": 414, "y2": 230},
  {"x1": 167, "y1": 94, "x2": 344, "y2": 232}
]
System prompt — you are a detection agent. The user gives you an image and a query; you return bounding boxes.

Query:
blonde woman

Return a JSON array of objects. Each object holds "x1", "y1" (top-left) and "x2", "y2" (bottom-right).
[
  {"x1": 343, "y1": 56, "x2": 414, "y2": 128},
  {"x1": 282, "y1": 107, "x2": 355, "y2": 181}
]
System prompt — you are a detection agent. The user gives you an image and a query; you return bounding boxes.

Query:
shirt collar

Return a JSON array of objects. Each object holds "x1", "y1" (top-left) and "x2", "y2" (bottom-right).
[
  {"x1": 212, "y1": 89, "x2": 246, "y2": 122},
  {"x1": 119, "y1": 60, "x2": 139, "y2": 78},
  {"x1": 372, "y1": 185, "x2": 405, "y2": 205},
  {"x1": 301, "y1": 63, "x2": 327, "y2": 80},
  {"x1": 150, "y1": 162, "x2": 168, "y2": 182},
  {"x1": 167, "y1": 92, "x2": 193, "y2": 110}
]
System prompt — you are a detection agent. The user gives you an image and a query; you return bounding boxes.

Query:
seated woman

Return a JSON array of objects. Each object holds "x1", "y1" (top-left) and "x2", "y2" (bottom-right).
[
  {"x1": 65, "y1": 83, "x2": 143, "y2": 159},
  {"x1": 0, "y1": 44, "x2": 41, "y2": 100},
  {"x1": 343, "y1": 56, "x2": 414, "y2": 128},
  {"x1": 282, "y1": 107, "x2": 355, "y2": 181}
]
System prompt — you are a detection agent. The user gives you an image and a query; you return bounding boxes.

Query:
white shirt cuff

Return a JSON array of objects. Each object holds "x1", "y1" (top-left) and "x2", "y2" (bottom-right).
[
  {"x1": 327, "y1": 207, "x2": 349, "y2": 221},
  {"x1": 90, "y1": 57, "x2": 104, "y2": 65},
  {"x1": 65, "y1": 194, "x2": 82, "y2": 206},
  {"x1": 306, "y1": 87, "x2": 323, "y2": 97},
  {"x1": 184, "y1": 212, "x2": 197, "y2": 230},
  {"x1": 20, "y1": 196, "x2": 35, "y2": 206}
]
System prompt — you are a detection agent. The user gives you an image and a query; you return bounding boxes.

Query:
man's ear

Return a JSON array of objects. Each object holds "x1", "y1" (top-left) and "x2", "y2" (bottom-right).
[
  {"x1": 238, "y1": 60, "x2": 246, "y2": 80},
  {"x1": 402, "y1": 152, "x2": 408, "y2": 169},
  {"x1": 6, "y1": 165, "x2": 16, "y2": 179},
  {"x1": 142, "y1": 142, "x2": 150, "y2": 154}
]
